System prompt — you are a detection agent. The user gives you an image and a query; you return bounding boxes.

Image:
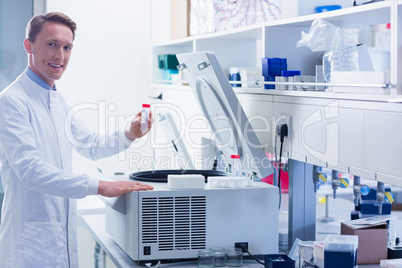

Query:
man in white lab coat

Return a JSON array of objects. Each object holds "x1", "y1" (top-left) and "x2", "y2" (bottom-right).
[{"x1": 0, "y1": 12, "x2": 154, "y2": 267}]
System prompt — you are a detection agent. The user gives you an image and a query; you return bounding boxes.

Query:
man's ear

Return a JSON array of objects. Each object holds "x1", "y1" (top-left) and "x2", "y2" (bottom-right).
[{"x1": 24, "y1": 39, "x2": 32, "y2": 54}]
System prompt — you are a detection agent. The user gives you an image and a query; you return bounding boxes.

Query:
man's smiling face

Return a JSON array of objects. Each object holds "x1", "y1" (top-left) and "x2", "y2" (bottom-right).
[{"x1": 24, "y1": 21, "x2": 73, "y2": 88}]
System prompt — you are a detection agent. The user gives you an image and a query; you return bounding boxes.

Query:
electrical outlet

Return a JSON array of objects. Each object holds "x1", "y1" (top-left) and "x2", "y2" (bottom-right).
[
  {"x1": 276, "y1": 115, "x2": 291, "y2": 139},
  {"x1": 235, "y1": 242, "x2": 248, "y2": 252}
]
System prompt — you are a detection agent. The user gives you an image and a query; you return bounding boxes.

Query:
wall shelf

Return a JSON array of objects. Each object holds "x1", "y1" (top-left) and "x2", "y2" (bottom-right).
[
  {"x1": 151, "y1": 1, "x2": 399, "y2": 98},
  {"x1": 267, "y1": 1, "x2": 391, "y2": 28}
]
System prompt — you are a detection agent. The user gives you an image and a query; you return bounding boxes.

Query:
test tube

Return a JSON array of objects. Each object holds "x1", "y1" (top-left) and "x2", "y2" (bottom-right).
[
  {"x1": 231, "y1": 154, "x2": 240, "y2": 177},
  {"x1": 140, "y1": 104, "x2": 150, "y2": 134}
]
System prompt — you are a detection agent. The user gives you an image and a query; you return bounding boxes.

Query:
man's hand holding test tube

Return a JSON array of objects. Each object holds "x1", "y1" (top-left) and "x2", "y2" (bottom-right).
[{"x1": 125, "y1": 104, "x2": 153, "y2": 141}]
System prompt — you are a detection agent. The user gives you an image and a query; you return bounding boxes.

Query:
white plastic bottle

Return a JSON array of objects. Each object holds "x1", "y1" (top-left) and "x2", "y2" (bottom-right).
[
  {"x1": 140, "y1": 104, "x2": 150, "y2": 134},
  {"x1": 231, "y1": 154, "x2": 241, "y2": 177}
]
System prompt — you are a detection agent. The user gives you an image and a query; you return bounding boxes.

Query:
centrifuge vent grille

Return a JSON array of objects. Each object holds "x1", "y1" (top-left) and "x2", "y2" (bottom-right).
[{"x1": 141, "y1": 196, "x2": 207, "y2": 251}]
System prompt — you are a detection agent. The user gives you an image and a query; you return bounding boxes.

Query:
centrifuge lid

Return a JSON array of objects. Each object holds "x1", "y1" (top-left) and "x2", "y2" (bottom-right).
[{"x1": 176, "y1": 52, "x2": 274, "y2": 179}]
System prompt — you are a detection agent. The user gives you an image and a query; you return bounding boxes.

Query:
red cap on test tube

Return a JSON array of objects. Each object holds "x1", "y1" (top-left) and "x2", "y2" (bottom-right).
[
  {"x1": 231, "y1": 154, "x2": 240, "y2": 159},
  {"x1": 142, "y1": 104, "x2": 151, "y2": 108}
]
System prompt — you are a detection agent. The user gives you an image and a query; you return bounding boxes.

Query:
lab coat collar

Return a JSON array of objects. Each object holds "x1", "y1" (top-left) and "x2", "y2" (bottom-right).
[{"x1": 25, "y1": 67, "x2": 57, "y2": 91}]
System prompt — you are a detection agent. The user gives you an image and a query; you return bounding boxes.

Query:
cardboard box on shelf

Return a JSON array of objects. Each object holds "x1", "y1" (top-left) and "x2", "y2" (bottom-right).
[
  {"x1": 170, "y1": 0, "x2": 190, "y2": 39},
  {"x1": 341, "y1": 220, "x2": 388, "y2": 264},
  {"x1": 151, "y1": 0, "x2": 190, "y2": 42}
]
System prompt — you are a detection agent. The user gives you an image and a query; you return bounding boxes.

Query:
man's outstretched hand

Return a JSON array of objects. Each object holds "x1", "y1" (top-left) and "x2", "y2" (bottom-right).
[{"x1": 98, "y1": 180, "x2": 154, "y2": 197}]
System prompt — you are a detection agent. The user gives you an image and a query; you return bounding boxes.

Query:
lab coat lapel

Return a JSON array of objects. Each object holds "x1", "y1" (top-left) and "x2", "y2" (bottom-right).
[{"x1": 48, "y1": 90, "x2": 72, "y2": 170}]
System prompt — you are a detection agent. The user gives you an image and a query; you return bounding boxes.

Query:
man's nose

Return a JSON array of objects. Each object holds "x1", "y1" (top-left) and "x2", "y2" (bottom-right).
[{"x1": 55, "y1": 47, "x2": 64, "y2": 60}]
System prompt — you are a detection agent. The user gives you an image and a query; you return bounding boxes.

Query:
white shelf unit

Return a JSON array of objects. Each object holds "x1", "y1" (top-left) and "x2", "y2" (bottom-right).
[
  {"x1": 264, "y1": 2, "x2": 393, "y2": 93},
  {"x1": 151, "y1": 23, "x2": 265, "y2": 83},
  {"x1": 150, "y1": 1, "x2": 402, "y2": 187},
  {"x1": 151, "y1": 1, "x2": 401, "y2": 100}
]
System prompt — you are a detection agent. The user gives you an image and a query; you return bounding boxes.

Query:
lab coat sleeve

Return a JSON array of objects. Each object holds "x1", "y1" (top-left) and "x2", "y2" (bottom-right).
[
  {"x1": 0, "y1": 95, "x2": 99, "y2": 199},
  {"x1": 67, "y1": 112, "x2": 133, "y2": 161}
]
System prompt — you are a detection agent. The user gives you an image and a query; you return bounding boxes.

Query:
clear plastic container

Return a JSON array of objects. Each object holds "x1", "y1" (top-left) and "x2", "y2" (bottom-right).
[
  {"x1": 324, "y1": 235, "x2": 358, "y2": 268},
  {"x1": 322, "y1": 41, "x2": 359, "y2": 84},
  {"x1": 324, "y1": 235, "x2": 358, "y2": 252}
]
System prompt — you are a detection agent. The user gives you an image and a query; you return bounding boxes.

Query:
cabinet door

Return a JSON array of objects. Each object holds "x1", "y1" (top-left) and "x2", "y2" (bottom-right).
[
  {"x1": 364, "y1": 110, "x2": 402, "y2": 178},
  {"x1": 337, "y1": 107, "x2": 364, "y2": 170},
  {"x1": 237, "y1": 95, "x2": 274, "y2": 150}
]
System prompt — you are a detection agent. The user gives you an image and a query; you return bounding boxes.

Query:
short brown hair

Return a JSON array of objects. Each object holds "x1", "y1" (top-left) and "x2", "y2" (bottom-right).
[{"x1": 26, "y1": 12, "x2": 77, "y2": 43}]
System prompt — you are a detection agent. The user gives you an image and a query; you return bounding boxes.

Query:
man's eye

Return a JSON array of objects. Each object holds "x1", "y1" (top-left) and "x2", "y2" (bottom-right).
[
  {"x1": 48, "y1": 43, "x2": 56, "y2": 47},
  {"x1": 64, "y1": 46, "x2": 72, "y2": 51}
]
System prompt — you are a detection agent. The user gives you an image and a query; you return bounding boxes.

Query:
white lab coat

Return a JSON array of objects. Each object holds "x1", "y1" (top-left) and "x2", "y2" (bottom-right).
[{"x1": 0, "y1": 71, "x2": 133, "y2": 267}]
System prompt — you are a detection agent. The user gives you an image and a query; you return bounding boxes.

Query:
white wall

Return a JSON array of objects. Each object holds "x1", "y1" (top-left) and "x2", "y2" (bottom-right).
[{"x1": 46, "y1": 0, "x2": 152, "y2": 177}]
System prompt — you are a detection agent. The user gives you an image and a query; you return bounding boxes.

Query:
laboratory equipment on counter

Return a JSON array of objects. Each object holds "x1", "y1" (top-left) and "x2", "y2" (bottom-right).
[
  {"x1": 176, "y1": 51, "x2": 275, "y2": 179},
  {"x1": 387, "y1": 238, "x2": 402, "y2": 259},
  {"x1": 104, "y1": 178, "x2": 279, "y2": 262},
  {"x1": 377, "y1": 181, "x2": 395, "y2": 215},
  {"x1": 158, "y1": 112, "x2": 194, "y2": 169},
  {"x1": 103, "y1": 51, "x2": 278, "y2": 263},
  {"x1": 313, "y1": 167, "x2": 333, "y2": 223},
  {"x1": 323, "y1": 235, "x2": 358, "y2": 268},
  {"x1": 331, "y1": 170, "x2": 349, "y2": 199},
  {"x1": 353, "y1": 176, "x2": 370, "y2": 207},
  {"x1": 313, "y1": 165, "x2": 327, "y2": 193},
  {"x1": 359, "y1": 184, "x2": 392, "y2": 216},
  {"x1": 319, "y1": 194, "x2": 335, "y2": 223}
]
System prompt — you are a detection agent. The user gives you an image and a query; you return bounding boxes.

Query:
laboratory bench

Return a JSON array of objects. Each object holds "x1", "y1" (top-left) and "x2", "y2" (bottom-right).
[
  {"x1": 81, "y1": 214, "x2": 263, "y2": 268},
  {"x1": 81, "y1": 214, "x2": 385, "y2": 268}
]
